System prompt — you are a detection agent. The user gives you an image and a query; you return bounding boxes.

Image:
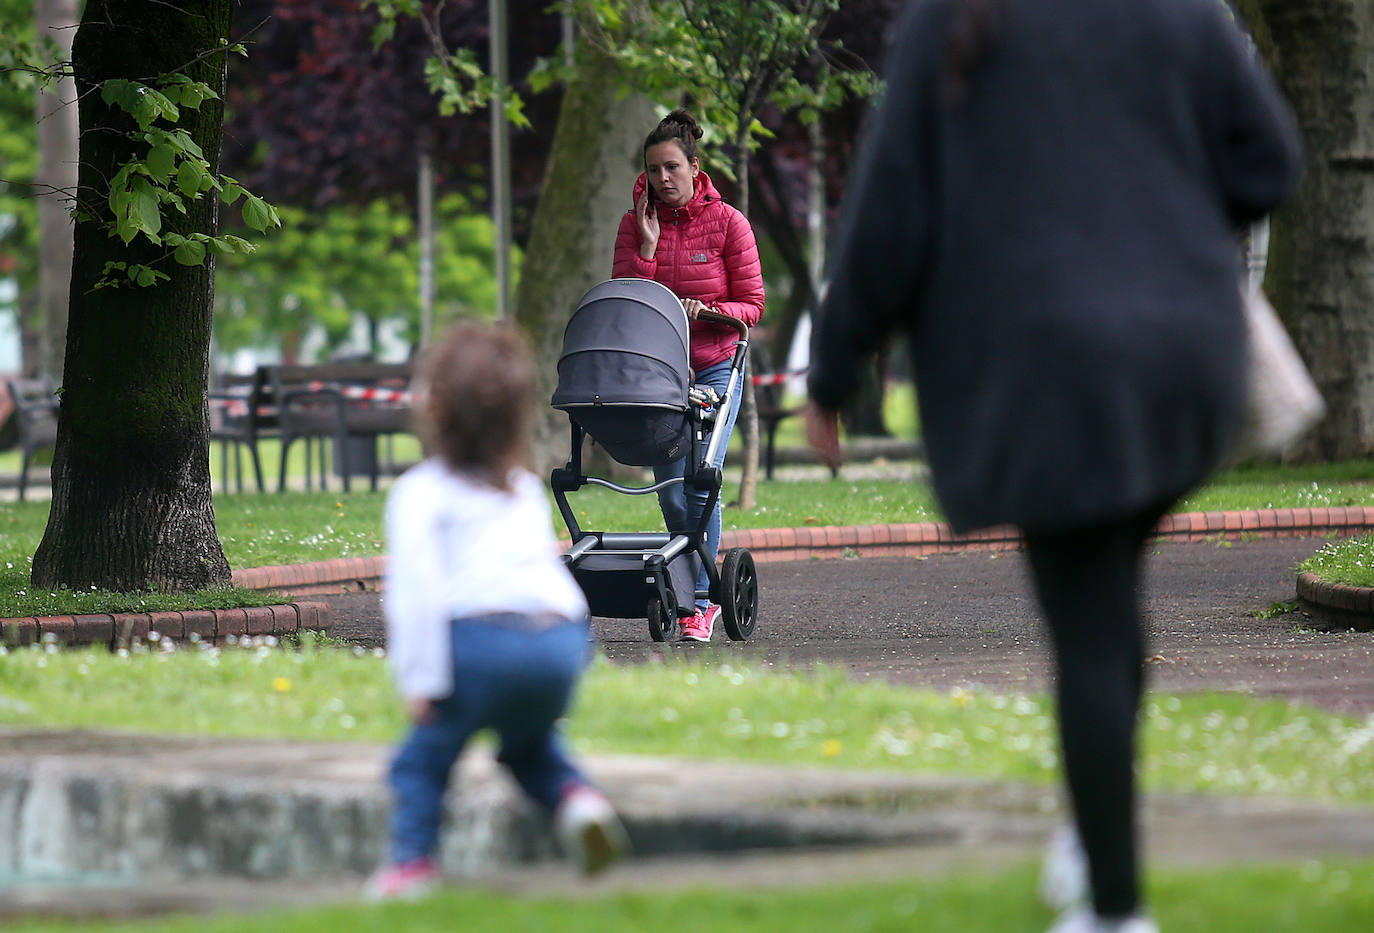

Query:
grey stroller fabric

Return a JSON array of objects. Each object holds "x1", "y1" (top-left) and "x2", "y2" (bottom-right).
[{"x1": 552, "y1": 278, "x2": 694, "y2": 466}]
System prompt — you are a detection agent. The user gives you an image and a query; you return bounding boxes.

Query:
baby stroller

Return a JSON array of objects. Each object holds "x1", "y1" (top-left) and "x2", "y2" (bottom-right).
[{"x1": 550, "y1": 278, "x2": 759, "y2": 642}]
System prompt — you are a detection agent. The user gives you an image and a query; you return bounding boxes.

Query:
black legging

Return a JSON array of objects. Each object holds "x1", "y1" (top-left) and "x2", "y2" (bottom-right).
[{"x1": 1022, "y1": 505, "x2": 1165, "y2": 919}]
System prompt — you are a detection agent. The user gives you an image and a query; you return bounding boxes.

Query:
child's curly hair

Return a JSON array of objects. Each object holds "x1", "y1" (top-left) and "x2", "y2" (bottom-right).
[{"x1": 414, "y1": 320, "x2": 535, "y2": 490}]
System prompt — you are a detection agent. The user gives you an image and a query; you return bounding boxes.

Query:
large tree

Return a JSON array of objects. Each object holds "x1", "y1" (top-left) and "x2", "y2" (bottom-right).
[
  {"x1": 1243, "y1": 0, "x2": 1374, "y2": 459},
  {"x1": 31, "y1": 0, "x2": 234, "y2": 590}
]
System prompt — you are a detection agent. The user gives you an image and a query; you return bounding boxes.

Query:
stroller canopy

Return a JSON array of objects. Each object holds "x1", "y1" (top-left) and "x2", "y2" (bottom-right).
[
  {"x1": 552, "y1": 278, "x2": 694, "y2": 467},
  {"x1": 552, "y1": 278, "x2": 690, "y2": 412}
]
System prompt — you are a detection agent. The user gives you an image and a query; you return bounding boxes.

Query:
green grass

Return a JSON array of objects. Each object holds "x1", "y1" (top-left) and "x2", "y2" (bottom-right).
[
  {"x1": 6, "y1": 860, "x2": 1374, "y2": 932},
  {"x1": 2, "y1": 648, "x2": 1371, "y2": 807},
  {"x1": 4, "y1": 458, "x2": 1374, "y2": 615},
  {"x1": 1299, "y1": 536, "x2": 1374, "y2": 588}
]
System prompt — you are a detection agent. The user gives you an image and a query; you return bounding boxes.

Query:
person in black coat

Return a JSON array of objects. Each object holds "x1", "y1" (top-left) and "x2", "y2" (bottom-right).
[{"x1": 807, "y1": 2, "x2": 1301, "y2": 931}]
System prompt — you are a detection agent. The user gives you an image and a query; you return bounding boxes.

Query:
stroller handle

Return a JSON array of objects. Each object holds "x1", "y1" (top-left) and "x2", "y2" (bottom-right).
[{"x1": 697, "y1": 308, "x2": 749, "y2": 340}]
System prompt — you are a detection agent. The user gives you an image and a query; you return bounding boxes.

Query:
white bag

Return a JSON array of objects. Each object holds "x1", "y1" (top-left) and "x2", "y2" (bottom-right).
[{"x1": 1233, "y1": 284, "x2": 1325, "y2": 458}]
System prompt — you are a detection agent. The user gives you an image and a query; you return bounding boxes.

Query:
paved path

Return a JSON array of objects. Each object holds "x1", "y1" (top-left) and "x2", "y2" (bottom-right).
[{"x1": 324, "y1": 536, "x2": 1374, "y2": 716}]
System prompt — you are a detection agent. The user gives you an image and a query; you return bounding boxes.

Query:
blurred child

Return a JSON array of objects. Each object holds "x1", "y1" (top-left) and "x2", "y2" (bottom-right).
[{"x1": 366, "y1": 320, "x2": 627, "y2": 900}]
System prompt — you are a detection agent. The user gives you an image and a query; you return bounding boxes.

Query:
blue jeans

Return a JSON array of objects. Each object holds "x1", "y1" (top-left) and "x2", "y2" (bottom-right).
[
  {"x1": 653, "y1": 356, "x2": 744, "y2": 607},
  {"x1": 386, "y1": 615, "x2": 592, "y2": 863}
]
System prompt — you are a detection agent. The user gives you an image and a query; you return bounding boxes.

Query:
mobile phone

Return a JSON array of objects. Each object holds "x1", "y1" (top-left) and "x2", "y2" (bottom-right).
[{"x1": 646, "y1": 184, "x2": 656, "y2": 206}]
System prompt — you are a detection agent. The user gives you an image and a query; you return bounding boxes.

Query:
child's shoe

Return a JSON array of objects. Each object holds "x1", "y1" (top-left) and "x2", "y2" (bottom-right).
[
  {"x1": 1045, "y1": 905, "x2": 1159, "y2": 933},
  {"x1": 555, "y1": 785, "x2": 629, "y2": 875},
  {"x1": 1039, "y1": 823, "x2": 1089, "y2": 909},
  {"x1": 364, "y1": 856, "x2": 441, "y2": 900}
]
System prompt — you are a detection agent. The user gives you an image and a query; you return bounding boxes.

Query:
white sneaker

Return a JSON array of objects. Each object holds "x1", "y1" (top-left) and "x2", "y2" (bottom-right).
[
  {"x1": 1040, "y1": 823, "x2": 1090, "y2": 909},
  {"x1": 554, "y1": 785, "x2": 629, "y2": 875},
  {"x1": 1046, "y1": 905, "x2": 1159, "y2": 933}
]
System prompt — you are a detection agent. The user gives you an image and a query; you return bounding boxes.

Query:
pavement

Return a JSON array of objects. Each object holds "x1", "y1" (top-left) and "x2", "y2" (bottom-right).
[{"x1": 5, "y1": 466, "x2": 1374, "y2": 921}]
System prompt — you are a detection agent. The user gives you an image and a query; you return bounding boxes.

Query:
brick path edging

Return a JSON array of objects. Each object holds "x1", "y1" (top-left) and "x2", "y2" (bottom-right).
[
  {"x1": 0, "y1": 602, "x2": 333, "y2": 649},
  {"x1": 7, "y1": 507, "x2": 1370, "y2": 647},
  {"x1": 229, "y1": 506, "x2": 1374, "y2": 592},
  {"x1": 1296, "y1": 572, "x2": 1374, "y2": 631}
]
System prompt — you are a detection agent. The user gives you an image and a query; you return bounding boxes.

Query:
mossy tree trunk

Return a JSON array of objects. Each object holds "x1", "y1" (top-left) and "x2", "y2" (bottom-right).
[
  {"x1": 513, "y1": 34, "x2": 659, "y2": 474},
  {"x1": 31, "y1": 0, "x2": 232, "y2": 590},
  {"x1": 1247, "y1": 0, "x2": 1374, "y2": 458}
]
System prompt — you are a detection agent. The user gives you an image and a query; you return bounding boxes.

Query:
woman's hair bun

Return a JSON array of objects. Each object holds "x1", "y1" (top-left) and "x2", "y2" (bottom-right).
[{"x1": 662, "y1": 108, "x2": 704, "y2": 140}]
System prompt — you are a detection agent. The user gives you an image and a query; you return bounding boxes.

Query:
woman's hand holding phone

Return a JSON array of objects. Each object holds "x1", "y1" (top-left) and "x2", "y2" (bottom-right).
[{"x1": 637, "y1": 188, "x2": 659, "y2": 259}]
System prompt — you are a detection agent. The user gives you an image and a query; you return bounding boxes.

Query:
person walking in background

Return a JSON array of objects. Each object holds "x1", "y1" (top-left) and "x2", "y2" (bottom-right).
[
  {"x1": 806, "y1": 2, "x2": 1300, "y2": 931},
  {"x1": 367, "y1": 321, "x2": 627, "y2": 899},
  {"x1": 613, "y1": 109, "x2": 766, "y2": 642}
]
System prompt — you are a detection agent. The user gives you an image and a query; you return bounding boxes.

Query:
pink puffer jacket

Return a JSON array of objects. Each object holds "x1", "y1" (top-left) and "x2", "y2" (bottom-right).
[{"x1": 612, "y1": 171, "x2": 766, "y2": 372}]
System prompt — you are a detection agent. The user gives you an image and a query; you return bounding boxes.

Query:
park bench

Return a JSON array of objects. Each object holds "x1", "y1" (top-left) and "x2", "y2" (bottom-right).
[
  {"x1": 3, "y1": 377, "x2": 59, "y2": 501},
  {"x1": 267, "y1": 360, "x2": 415, "y2": 493}
]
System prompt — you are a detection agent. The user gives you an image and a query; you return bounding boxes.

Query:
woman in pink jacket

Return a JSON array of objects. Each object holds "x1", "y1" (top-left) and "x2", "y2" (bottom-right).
[{"x1": 612, "y1": 109, "x2": 766, "y2": 642}]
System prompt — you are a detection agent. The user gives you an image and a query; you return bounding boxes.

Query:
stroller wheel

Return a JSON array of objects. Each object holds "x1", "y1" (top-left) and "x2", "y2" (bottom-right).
[
  {"x1": 719, "y1": 548, "x2": 758, "y2": 640},
  {"x1": 647, "y1": 599, "x2": 679, "y2": 642}
]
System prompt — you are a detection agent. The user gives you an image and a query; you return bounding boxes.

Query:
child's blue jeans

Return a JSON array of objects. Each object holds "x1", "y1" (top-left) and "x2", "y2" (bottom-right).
[
  {"x1": 386, "y1": 614, "x2": 592, "y2": 864},
  {"x1": 653, "y1": 356, "x2": 745, "y2": 606}
]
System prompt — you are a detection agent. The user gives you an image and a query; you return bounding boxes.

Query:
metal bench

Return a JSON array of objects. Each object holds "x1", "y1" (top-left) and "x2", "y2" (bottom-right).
[
  {"x1": 209, "y1": 369, "x2": 278, "y2": 494},
  {"x1": 4, "y1": 377, "x2": 59, "y2": 501}
]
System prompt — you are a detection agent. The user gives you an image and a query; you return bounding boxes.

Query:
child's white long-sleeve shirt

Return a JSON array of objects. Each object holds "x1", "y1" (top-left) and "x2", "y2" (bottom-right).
[{"x1": 382, "y1": 460, "x2": 588, "y2": 700}]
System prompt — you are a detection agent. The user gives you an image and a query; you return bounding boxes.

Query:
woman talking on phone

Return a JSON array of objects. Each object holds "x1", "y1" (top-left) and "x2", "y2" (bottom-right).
[{"x1": 612, "y1": 109, "x2": 766, "y2": 643}]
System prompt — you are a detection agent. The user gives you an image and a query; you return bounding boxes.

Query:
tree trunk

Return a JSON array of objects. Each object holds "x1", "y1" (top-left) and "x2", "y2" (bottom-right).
[
  {"x1": 513, "y1": 36, "x2": 659, "y2": 474},
  {"x1": 32, "y1": 0, "x2": 232, "y2": 591},
  {"x1": 32, "y1": 0, "x2": 79, "y2": 383},
  {"x1": 731, "y1": 125, "x2": 762, "y2": 510},
  {"x1": 1254, "y1": 0, "x2": 1374, "y2": 459}
]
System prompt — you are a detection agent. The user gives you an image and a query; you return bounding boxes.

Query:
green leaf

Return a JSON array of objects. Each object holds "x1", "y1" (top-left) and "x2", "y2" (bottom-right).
[
  {"x1": 242, "y1": 196, "x2": 272, "y2": 232},
  {"x1": 133, "y1": 265, "x2": 167, "y2": 287},
  {"x1": 176, "y1": 160, "x2": 205, "y2": 196},
  {"x1": 370, "y1": 20, "x2": 396, "y2": 48},
  {"x1": 216, "y1": 234, "x2": 256, "y2": 254},
  {"x1": 146, "y1": 144, "x2": 176, "y2": 180},
  {"x1": 173, "y1": 239, "x2": 207, "y2": 266},
  {"x1": 130, "y1": 179, "x2": 162, "y2": 241},
  {"x1": 220, "y1": 182, "x2": 244, "y2": 205},
  {"x1": 169, "y1": 130, "x2": 204, "y2": 161},
  {"x1": 180, "y1": 83, "x2": 212, "y2": 109},
  {"x1": 100, "y1": 79, "x2": 143, "y2": 116}
]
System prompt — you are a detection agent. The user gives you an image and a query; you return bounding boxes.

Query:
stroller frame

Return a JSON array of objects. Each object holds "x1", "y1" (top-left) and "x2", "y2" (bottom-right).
[{"x1": 551, "y1": 291, "x2": 757, "y2": 642}]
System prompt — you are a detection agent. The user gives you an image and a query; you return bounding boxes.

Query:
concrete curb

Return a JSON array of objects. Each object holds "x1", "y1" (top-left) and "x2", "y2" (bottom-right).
[
  {"x1": 232, "y1": 556, "x2": 386, "y2": 595},
  {"x1": 7, "y1": 728, "x2": 1374, "y2": 892}
]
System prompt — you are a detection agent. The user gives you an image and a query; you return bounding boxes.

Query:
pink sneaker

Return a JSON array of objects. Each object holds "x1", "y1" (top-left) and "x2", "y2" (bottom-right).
[
  {"x1": 679, "y1": 604, "x2": 719, "y2": 642},
  {"x1": 555, "y1": 785, "x2": 629, "y2": 875},
  {"x1": 364, "y1": 856, "x2": 441, "y2": 900}
]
